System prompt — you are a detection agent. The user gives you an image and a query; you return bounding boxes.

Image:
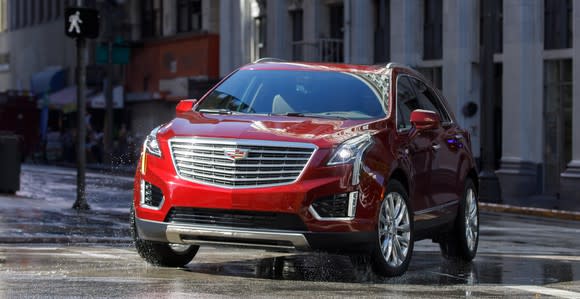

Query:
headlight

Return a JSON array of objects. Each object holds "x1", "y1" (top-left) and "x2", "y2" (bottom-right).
[
  {"x1": 327, "y1": 133, "x2": 373, "y2": 185},
  {"x1": 144, "y1": 126, "x2": 162, "y2": 157},
  {"x1": 327, "y1": 134, "x2": 373, "y2": 165}
]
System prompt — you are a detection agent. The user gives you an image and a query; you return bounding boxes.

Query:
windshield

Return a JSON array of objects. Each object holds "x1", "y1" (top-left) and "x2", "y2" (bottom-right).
[{"x1": 197, "y1": 70, "x2": 388, "y2": 120}]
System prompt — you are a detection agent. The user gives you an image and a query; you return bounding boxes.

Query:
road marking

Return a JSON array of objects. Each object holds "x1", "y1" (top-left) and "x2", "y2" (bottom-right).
[{"x1": 506, "y1": 285, "x2": 580, "y2": 299}]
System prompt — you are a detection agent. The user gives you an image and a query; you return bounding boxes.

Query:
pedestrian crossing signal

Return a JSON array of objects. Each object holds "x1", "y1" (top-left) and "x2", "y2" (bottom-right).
[{"x1": 65, "y1": 7, "x2": 100, "y2": 39}]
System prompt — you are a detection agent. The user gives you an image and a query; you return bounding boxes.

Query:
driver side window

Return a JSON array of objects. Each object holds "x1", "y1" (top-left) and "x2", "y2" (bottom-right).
[{"x1": 396, "y1": 75, "x2": 419, "y2": 131}]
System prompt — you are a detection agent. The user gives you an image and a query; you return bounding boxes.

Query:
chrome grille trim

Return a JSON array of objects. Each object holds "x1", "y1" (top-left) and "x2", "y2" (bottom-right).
[{"x1": 169, "y1": 137, "x2": 317, "y2": 188}]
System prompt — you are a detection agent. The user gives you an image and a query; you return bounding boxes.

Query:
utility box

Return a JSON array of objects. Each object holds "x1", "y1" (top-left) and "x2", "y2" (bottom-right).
[{"x1": 0, "y1": 134, "x2": 21, "y2": 193}]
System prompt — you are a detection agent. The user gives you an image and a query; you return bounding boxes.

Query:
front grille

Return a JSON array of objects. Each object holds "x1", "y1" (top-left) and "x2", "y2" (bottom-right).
[
  {"x1": 169, "y1": 138, "x2": 316, "y2": 188},
  {"x1": 166, "y1": 207, "x2": 308, "y2": 231}
]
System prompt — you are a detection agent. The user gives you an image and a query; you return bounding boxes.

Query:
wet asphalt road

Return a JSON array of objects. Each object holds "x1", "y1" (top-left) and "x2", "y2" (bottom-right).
[{"x1": 1, "y1": 165, "x2": 580, "y2": 297}]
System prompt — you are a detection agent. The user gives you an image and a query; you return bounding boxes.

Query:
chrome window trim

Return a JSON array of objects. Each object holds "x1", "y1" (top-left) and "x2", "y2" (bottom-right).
[{"x1": 169, "y1": 137, "x2": 318, "y2": 189}]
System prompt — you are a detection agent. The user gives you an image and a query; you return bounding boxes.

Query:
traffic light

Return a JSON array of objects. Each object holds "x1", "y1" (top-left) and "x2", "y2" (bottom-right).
[{"x1": 64, "y1": 7, "x2": 100, "y2": 39}]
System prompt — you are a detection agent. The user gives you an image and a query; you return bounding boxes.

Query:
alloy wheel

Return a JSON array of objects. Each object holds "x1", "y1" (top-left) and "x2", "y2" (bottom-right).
[
  {"x1": 378, "y1": 192, "x2": 411, "y2": 267},
  {"x1": 464, "y1": 188, "x2": 478, "y2": 252}
]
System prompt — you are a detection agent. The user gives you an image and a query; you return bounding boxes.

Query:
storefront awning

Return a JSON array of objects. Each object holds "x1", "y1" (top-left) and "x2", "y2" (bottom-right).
[
  {"x1": 30, "y1": 67, "x2": 66, "y2": 95},
  {"x1": 38, "y1": 86, "x2": 94, "y2": 112}
]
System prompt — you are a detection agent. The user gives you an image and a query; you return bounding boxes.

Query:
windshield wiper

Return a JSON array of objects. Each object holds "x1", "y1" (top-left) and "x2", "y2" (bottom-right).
[
  {"x1": 270, "y1": 112, "x2": 348, "y2": 120},
  {"x1": 269, "y1": 112, "x2": 305, "y2": 117},
  {"x1": 198, "y1": 108, "x2": 233, "y2": 115}
]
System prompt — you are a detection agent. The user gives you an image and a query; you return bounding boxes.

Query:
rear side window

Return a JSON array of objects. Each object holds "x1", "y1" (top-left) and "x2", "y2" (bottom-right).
[{"x1": 197, "y1": 70, "x2": 387, "y2": 120}]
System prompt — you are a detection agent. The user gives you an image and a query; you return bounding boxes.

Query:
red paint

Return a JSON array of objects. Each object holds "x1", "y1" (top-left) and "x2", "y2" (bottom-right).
[
  {"x1": 135, "y1": 62, "x2": 477, "y2": 235},
  {"x1": 175, "y1": 99, "x2": 198, "y2": 114}
]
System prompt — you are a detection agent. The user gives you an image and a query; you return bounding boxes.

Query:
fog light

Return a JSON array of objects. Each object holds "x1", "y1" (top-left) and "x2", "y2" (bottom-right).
[
  {"x1": 310, "y1": 191, "x2": 359, "y2": 220},
  {"x1": 140, "y1": 180, "x2": 164, "y2": 209}
]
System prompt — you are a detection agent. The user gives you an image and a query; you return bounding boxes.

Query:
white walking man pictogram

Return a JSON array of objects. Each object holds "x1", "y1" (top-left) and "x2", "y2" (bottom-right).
[{"x1": 68, "y1": 11, "x2": 83, "y2": 34}]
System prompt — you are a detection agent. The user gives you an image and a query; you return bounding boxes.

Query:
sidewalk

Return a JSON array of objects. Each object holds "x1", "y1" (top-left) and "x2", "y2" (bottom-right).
[{"x1": 0, "y1": 193, "x2": 131, "y2": 244}]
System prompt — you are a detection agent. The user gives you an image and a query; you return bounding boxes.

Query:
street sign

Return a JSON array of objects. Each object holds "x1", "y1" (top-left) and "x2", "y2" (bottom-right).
[{"x1": 64, "y1": 7, "x2": 100, "y2": 39}]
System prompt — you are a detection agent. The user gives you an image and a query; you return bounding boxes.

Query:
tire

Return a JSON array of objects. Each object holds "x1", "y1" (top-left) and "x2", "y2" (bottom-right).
[
  {"x1": 356, "y1": 180, "x2": 414, "y2": 277},
  {"x1": 130, "y1": 206, "x2": 199, "y2": 267},
  {"x1": 439, "y1": 178, "x2": 479, "y2": 261}
]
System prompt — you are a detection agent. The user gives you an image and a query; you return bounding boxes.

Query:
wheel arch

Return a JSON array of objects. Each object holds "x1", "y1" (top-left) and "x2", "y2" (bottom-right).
[
  {"x1": 389, "y1": 168, "x2": 410, "y2": 195},
  {"x1": 466, "y1": 168, "x2": 479, "y2": 194}
]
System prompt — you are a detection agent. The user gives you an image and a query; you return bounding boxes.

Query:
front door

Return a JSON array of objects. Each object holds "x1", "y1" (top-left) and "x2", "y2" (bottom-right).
[{"x1": 408, "y1": 77, "x2": 460, "y2": 206}]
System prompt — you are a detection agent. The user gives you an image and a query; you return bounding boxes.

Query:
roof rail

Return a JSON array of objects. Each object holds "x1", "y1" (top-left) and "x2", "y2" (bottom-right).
[
  {"x1": 253, "y1": 57, "x2": 287, "y2": 63},
  {"x1": 385, "y1": 62, "x2": 410, "y2": 69}
]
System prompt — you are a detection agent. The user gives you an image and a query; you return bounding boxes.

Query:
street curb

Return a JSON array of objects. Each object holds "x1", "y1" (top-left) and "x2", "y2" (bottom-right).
[{"x1": 480, "y1": 202, "x2": 580, "y2": 221}]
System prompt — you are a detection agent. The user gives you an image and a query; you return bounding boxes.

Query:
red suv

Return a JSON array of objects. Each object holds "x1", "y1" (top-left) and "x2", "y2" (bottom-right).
[{"x1": 131, "y1": 61, "x2": 479, "y2": 277}]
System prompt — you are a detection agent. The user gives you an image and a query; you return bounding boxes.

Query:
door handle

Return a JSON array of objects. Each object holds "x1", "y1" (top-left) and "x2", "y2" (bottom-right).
[{"x1": 432, "y1": 144, "x2": 441, "y2": 151}]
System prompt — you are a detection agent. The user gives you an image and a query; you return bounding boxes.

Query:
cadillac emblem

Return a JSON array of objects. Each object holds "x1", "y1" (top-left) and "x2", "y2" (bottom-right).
[{"x1": 224, "y1": 148, "x2": 249, "y2": 160}]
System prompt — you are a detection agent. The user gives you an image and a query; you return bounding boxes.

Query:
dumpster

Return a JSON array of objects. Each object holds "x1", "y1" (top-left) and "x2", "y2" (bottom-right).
[{"x1": 0, "y1": 134, "x2": 21, "y2": 193}]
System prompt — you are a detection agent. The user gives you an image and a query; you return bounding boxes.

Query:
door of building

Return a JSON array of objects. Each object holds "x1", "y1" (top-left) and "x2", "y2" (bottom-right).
[{"x1": 543, "y1": 59, "x2": 573, "y2": 195}]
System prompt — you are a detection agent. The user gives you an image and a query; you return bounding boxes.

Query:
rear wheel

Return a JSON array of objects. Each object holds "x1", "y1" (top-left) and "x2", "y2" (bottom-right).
[
  {"x1": 351, "y1": 180, "x2": 414, "y2": 277},
  {"x1": 439, "y1": 178, "x2": 479, "y2": 261},
  {"x1": 130, "y1": 206, "x2": 199, "y2": 267}
]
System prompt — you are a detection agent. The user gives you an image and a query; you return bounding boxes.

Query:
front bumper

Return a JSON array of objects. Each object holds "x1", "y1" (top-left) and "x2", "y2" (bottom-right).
[{"x1": 136, "y1": 217, "x2": 375, "y2": 253}]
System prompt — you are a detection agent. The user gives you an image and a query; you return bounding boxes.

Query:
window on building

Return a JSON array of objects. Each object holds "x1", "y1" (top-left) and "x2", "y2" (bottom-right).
[
  {"x1": 39, "y1": 0, "x2": 45, "y2": 23},
  {"x1": 177, "y1": 0, "x2": 202, "y2": 33},
  {"x1": 544, "y1": 0, "x2": 572, "y2": 50},
  {"x1": 253, "y1": 0, "x2": 267, "y2": 59},
  {"x1": 417, "y1": 67, "x2": 442, "y2": 90},
  {"x1": 290, "y1": 9, "x2": 303, "y2": 60},
  {"x1": 56, "y1": 0, "x2": 61, "y2": 18},
  {"x1": 495, "y1": 0, "x2": 503, "y2": 53},
  {"x1": 141, "y1": 0, "x2": 163, "y2": 38},
  {"x1": 423, "y1": 0, "x2": 442, "y2": 60},
  {"x1": 329, "y1": 4, "x2": 343, "y2": 39},
  {"x1": 0, "y1": 53, "x2": 10, "y2": 72},
  {"x1": 22, "y1": 0, "x2": 28, "y2": 27},
  {"x1": 31, "y1": 0, "x2": 36, "y2": 26},
  {"x1": 374, "y1": 0, "x2": 390, "y2": 63},
  {"x1": 320, "y1": 3, "x2": 344, "y2": 62},
  {"x1": 0, "y1": 0, "x2": 6, "y2": 32},
  {"x1": 480, "y1": 0, "x2": 503, "y2": 53}
]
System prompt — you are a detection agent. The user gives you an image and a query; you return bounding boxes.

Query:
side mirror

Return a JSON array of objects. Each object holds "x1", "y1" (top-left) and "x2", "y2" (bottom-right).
[
  {"x1": 176, "y1": 99, "x2": 198, "y2": 114},
  {"x1": 410, "y1": 109, "x2": 440, "y2": 130}
]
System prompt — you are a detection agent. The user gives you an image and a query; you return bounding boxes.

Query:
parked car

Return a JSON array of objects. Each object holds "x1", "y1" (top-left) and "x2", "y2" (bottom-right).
[{"x1": 131, "y1": 60, "x2": 479, "y2": 277}]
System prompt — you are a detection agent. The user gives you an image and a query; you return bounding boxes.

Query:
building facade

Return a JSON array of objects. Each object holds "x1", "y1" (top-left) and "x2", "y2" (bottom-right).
[
  {"x1": 0, "y1": 0, "x2": 578, "y2": 207},
  {"x1": 0, "y1": 0, "x2": 77, "y2": 93},
  {"x1": 124, "y1": 0, "x2": 220, "y2": 139},
  {"x1": 219, "y1": 0, "x2": 580, "y2": 208}
]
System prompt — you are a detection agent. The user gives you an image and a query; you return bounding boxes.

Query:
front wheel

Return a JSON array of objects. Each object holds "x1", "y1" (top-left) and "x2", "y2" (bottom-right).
[
  {"x1": 439, "y1": 178, "x2": 479, "y2": 261},
  {"x1": 130, "y1": 206, "x2": 199, "y2": 267},
  {"x1": 352, "y1": 180, "x2": 414, "y2": 277}
]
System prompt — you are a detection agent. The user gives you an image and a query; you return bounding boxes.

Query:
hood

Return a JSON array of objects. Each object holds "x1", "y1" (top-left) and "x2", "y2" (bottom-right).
[{"x1": 159, "y1": 112, "x2": 381, "y2": 147}]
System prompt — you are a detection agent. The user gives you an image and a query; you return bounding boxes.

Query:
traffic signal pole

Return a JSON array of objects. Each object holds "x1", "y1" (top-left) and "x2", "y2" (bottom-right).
[{"x1": 73, "y1": 37, "x2": 90, "y2": 211}]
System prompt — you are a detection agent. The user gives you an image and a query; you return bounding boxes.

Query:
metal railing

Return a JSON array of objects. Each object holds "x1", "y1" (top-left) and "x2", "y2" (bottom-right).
[{"x1": 291, "y1": 38, "x2": 344, "y2": 62}]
